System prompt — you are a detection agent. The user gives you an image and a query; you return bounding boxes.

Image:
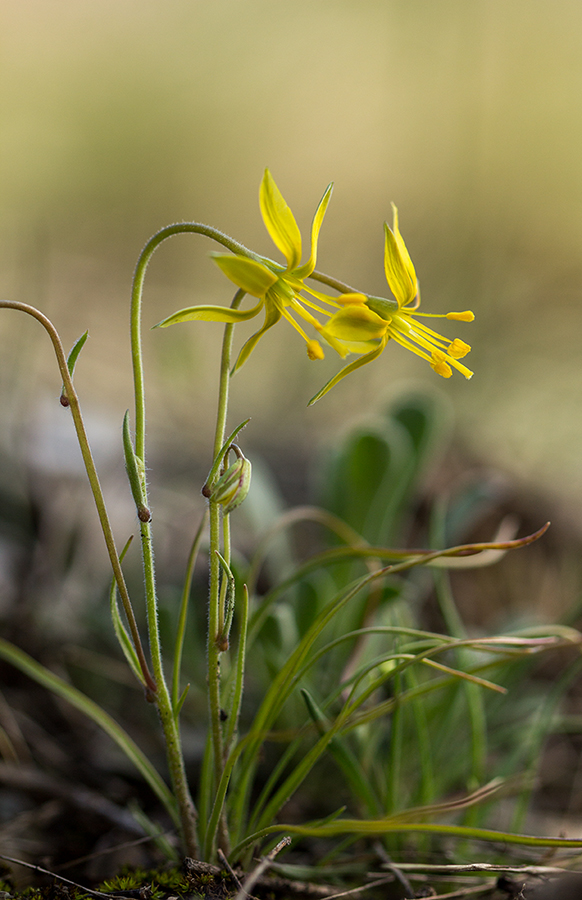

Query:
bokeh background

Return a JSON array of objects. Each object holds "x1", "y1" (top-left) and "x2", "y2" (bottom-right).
[
  {"x1": 0, "y1": 0, "x2": 581, "y2": 523},
  {"x1": 2, "y1": 0, "x2": 582, "y2": 858}
]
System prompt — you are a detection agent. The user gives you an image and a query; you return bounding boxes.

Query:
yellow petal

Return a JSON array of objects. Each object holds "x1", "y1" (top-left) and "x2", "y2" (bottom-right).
[
  {"x1": 391, "y1": 204, "x2": 417, "y2": 289},
  {"x1": 232, "y1": 302, "x2": 282, "y2": 372},
  {"x1": 294, "y1": 182, "x2": 333, "y2": 280},
  {"x1": 259, "y1": 169, "x2": 302, "y2": 271},
  {"x1": 323, "y1": 305, "x2": 388, "y2": 342},
  {"x1": 211, "y1": 253, "x2": 278, "y2": 298},
  {"x1": 308, "y1": 337, "x2": 387, "y2": 405},
  {"x1": 383, "y1": 211, "x2": 418, "y2": 308},
  {"x1": 335, "y1": 292, "x2": 368, "y2": 306},
  {"x1": 154, "y1": 300, "x2": 264, "y2": 328}
]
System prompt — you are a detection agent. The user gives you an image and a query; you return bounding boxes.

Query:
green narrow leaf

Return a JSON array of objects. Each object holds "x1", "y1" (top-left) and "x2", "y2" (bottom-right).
[
  {"x1": 204, "y1": 588, "x2": 250, "y2": 858},
  {"x1": 60, "y1": 331, "x2": 89, "y2": 405},
  {"x1": 175, "y1": 683, "x2": 190, "y2": 717},
  {"x1": 224, "y1": 585, "x2": 249, "y2": 752},
  {"x1": 301, "y1": 688, "x2": 380, "y2": 816},
  {"x1": 66, "y1": 331, "x2": 89, "y2": 375},
  {"x1": 197, "y1": 732, "x2": 214, "y2": 850},
  {"x1": 154, "y1": 298, "x2": 263, "y2": 328},
  {"x1": 215, "y1": 551, "x2": 236, "y2": 649},
  {"x1": 232, "y1": 819, "x2": 582, "y2": 861},
  {"x1": 128, "y1": 801, "x2": 179, "y2": 862},
  {"x1": 204, "y1": 418, "x2": 251, "y2": 491},
  {"x1": 172, "y1": 509, "x2": 208, "y2": 713},
  {"x1": 109, "y1": 536, "x2": 145, "y2": 687},
  {"x1": 0, "y1": 638, "x2": 178, "y2": 826}
]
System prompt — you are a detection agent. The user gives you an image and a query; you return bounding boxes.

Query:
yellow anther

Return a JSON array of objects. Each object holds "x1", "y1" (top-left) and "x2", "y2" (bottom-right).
[
  {"x1": 448, "y1": 338, "x2": 471, "y2": 359},
  {"x1": 430, "y1": 350, "x2": 452, "y2": 378},
  {"x1": 446, "y1": 311, "x2": 475, "y2": 322},
  {"x1": 307, "y1": 339, "x2": 325, "y2": 360}
]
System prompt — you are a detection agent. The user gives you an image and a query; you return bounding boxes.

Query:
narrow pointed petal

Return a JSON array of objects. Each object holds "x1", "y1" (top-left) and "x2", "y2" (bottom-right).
[
  {"x1": 308, "y1": 339, "x2": 387, "y2": 405},
  {"x1": 294, "y1": 182, "x2": 333, "y2": 280},
  {"x1": 383, "y1": 223, "x2": 416, "y2": 308},
  {"x1": 259, "y1": 169, "x2": 302, "y2": 270},
  {"x1": 211, "y1": 253, "x2": 278, "y2": 297},
  {"x1": 322, "y1": 305, "x2": 388, "y2": 342},
  {"x1": 334, "y1": 292, "x2": 369, "y2": 306},
  {"x1": 391, "y1": 204, "x2": 417, "y2": 290},
  {"x1": 232, "y1": 303, "x2": 282, "y2": 372},
  {"x1": 154, "y1": 300, "x2": 263, "y2": 328}
]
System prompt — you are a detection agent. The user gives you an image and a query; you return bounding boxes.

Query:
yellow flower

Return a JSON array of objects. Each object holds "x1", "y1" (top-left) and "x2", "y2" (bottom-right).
[
  {"x1": 309, "y1": 205, "x2": 474, "y2": 404},
  {"x1": 155, "y1": 169, "x2": 344, "y2": 369}
]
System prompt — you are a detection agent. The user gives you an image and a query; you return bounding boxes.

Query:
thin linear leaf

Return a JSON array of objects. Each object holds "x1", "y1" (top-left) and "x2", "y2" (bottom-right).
[
  {"x1": 109, "y1": 536, "x2": 145, "y2": 686},
  {"x1": 60, "y1": 330, "x2": 88, "y2": 404},
  {"x1": 204, "y1": 419, "x2": 251, "y2": 490},
  {"x1": 66, "y1": 331, "x2": 89, "y2": 376},
  {"x1": 0, "y1": 638, "x2": 178, "y2": 825},
  {"x1": 232, "y1": 819, "x2": 582, "y2": 860},
  {"x1": 301, "y1": 688, "x2": 380, "y2": 817},
  {"x1": 172, "y1": 509, "x2": 208, "y2": 712}
]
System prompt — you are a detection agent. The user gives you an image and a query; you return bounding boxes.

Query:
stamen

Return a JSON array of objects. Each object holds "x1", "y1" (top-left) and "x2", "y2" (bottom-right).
[
  {"x1": 400, "y1": 323, "x2": 449, "y2": 356},
  {"x1": 430, "y1": 350, "x2": 452, "y2": 378},
  {"x1": 307, "y1": 339, "x2": 325, "y2": 360},
  {"x1": 280, "y1": 307, "x2": 312, "y2": 344},
  {"x1": 446, "y1": 311, "x2": 475, "y2": 321},
  {"x1": 302, "y1": 285, "x2": 343, "y2": 309},
  {"x1": 289, "y1": 297, "x2": 325, "y2": 330},
  {"x1": 386, "y1": 326, "x2": 433, "y2": 364},
  {"x1": 448, "y1": 338, "x2": 471, "y2": 359}
]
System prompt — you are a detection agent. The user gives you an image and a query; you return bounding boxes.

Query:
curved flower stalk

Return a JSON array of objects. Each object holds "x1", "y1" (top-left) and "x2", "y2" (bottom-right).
[
  {"x1": 155, "y1": 169, "x2": 361, "y2": 367},
  {"x1": 309, "y1": 205, "x2": 475, "y2": 403}
]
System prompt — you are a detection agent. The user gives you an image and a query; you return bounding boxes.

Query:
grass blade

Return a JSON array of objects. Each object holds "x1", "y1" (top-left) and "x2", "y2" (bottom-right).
[{"x1": 0, "y1": 638, "x2": 178, "y2": 826}]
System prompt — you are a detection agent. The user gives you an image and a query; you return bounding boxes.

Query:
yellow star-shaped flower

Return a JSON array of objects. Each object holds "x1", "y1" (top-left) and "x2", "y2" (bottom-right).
[
  {"x1": 155, "y1": 170, "x2": 344, "y2": 368},
  {"x1": 310, "y1": 205, "x2": 474, "y2": 403}
]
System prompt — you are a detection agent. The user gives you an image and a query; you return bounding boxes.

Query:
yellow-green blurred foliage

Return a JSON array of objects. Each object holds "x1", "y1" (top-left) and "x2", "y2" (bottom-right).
[{"x1": 0, "y1": 0, "x2": 581, "y2": 514}]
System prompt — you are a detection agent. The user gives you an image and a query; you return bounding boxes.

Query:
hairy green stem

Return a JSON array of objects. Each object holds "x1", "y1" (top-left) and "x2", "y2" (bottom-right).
[
  {"x1": 129, "y1": 233, "x2": 257, "y2": 856},
  {"x1": 309, "y1": 269, "x2": 361, "y2": 295},
  {"x1": 129, "y1": 223, "x2": 251, "y2": 856},
  {"x1": 205, "y1": 289, "x2": 245, "y2": 857},
  {"x1": 131, "y1": 226, "x2": 258, "y2": 461},
  {"x1": 129, "y1": 223, "x2": 247, "y2": 857},
  {"x1": 0, "y1": 301, "x2": 154, "y2": 692},
  {"x1": 207, "y1": 287, "x2": 244, "y2": 693}
]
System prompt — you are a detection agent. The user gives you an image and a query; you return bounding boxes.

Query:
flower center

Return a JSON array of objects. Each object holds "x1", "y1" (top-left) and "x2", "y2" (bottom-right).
[{"x1": 365, "y1": 295, "x2": 400, "y2": 320}]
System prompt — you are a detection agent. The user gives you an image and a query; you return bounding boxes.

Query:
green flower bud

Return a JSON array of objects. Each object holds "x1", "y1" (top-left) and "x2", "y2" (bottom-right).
[
  {"x1": 122, "y1": 410, "x2": 151, "y2": 523},
  {"x1": 205, "y1": 445, "x2": 251, "y2": 514}
]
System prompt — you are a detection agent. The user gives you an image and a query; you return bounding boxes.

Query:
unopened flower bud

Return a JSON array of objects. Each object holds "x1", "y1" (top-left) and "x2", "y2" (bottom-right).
[
  {"x1": 122, "y1": 411, "x2": 152, "y2": 522},
  {"x1": 207, "y1": 446, "x2": 251, "y2": 513}
]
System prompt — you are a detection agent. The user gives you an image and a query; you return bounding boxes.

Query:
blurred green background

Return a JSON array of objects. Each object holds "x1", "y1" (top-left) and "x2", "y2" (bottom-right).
[{"x1": 0, "y1": 0, "x2": 581, "y2": 517}]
